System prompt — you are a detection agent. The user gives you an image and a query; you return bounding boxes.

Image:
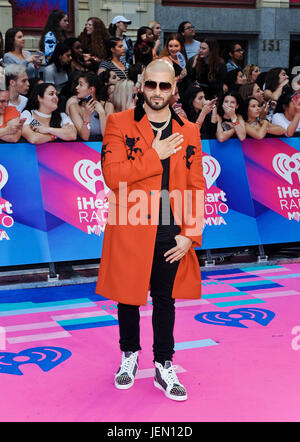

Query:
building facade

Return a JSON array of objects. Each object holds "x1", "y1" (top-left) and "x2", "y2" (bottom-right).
[{"x1": 1, "y1": 0, "x2": 300, "y2": 71}]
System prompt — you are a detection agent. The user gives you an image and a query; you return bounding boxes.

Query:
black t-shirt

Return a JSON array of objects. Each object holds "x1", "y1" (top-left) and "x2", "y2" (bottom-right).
[{"x1": 150, "y1": 119, "x2": 181, "y2": 242}]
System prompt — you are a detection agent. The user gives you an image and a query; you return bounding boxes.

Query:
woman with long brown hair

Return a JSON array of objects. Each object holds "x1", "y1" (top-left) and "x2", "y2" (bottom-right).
[
  {"x1": 79, "y1": 17, "x2": 110, "y2": 71},
  {"x1": 187, "y1": 37, "x2": 227, "y2": 99},
  {"x1": 98, "y1": 38, "x2": 128, "y2": 80},
  {"x1": 159, "y1": 33, "x2": 187, "y2": 97},
  {"x1": 4, "y1": 28, "x2": 41, "y2": 78},
  {"x1": 39, "y1": 9, "x2": 69, "y2": 63}
]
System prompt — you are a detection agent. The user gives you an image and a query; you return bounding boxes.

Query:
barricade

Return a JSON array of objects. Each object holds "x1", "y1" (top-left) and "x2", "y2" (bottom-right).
[{"x1": 0, "y1": 137, "x2": 299, "y2": 268}]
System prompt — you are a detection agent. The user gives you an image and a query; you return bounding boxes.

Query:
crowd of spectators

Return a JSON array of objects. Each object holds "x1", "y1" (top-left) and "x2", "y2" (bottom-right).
[{"x1": 0, "y1": 9, "x2": 299, "y2": 144}]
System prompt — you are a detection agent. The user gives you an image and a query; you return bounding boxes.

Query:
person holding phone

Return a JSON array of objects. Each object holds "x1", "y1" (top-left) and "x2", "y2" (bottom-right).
[
  {"x1": 4, "y1": 28, "x2": 41, "y2": 79},
  {"x1": 21, "y1": 82, "x2": 76, "y2": 144},
  {"x1": 0, "y1": 88, "x2": 23, "y2": 142},
  {"x1": 134, "y1": 27, "x2": 156, "y2": 66},
  {"x1": 272, "y1": 91, "x2": 300, "y2": 137},
  {"x1": 263, "y1": 68, "x2": 290, "y2": 103},
  {"x1": 68, "y1": 72, "x2": 106, "y2": 141},
  {"x1": 159, "y1": 33, "x2": 188, "y2": 98},
  {"x1": 244, "y1": 97, "x2": 285, "y2": 139},
  {"x1": 182, "y1": 85, "x2": 218, "y2": 138}
]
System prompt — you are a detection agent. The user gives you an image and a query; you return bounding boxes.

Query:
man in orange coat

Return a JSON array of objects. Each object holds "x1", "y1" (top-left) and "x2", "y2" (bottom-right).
[{"x1": 96, "y1": 59, "x2": 205, "y2": 401}]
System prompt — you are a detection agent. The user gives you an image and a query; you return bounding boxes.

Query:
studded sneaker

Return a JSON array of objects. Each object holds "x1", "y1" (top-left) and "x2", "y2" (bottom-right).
[
  {"x1": 154, "y1": 361, "x2": 187, "y2": 401},
  {"x1": 114, "y1": 351, "x2": 139, "y2": 390}
]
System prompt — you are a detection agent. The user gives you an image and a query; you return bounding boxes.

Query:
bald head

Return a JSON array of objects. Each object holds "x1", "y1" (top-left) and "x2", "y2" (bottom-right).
[
  {"x1": 142, "y1": 59, "x2": 177, "y2": 112},
  {"x1": 144, "y1": 59, "x2": 175, "y2": 82}
]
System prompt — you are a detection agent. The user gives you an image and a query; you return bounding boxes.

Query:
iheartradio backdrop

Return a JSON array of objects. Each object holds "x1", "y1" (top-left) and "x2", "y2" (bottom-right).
[{"x1": 0, "y1": 139, "x2": 299, "y2": 266}]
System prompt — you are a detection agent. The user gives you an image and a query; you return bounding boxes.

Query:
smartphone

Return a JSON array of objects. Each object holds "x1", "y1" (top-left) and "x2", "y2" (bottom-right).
[
  {"x1": 30, "y1": 119, "x2": 41, "y2": 129},
  {"x1": 292, "y1": 93, "x2": 300, "y2": 104},
  {"x1": 177, "y1": 52, "x2": 186, "y2": 70},
  {"x1": 222, "y1": 121, "x2": 232, "y2": 131},
  {"x1": 85, "y1": 94, "x2": 92, "y2": 102}
]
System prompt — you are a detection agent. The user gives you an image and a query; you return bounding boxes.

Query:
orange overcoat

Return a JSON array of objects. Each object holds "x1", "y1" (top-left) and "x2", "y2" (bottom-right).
[{"x1": 95, "y1": 105, "x2": 205, "y2": 306}]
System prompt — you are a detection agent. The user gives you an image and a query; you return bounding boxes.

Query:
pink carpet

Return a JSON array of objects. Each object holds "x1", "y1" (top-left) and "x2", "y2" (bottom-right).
[{"x1": 0, "y1": 262, "x2": 299, "y2": 422}]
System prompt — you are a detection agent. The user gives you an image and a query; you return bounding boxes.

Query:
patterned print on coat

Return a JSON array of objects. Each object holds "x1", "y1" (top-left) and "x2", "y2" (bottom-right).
[
  {"x1": 125, "y1": 135, "x2": 142, "y2": 160},
  {"x1": 101, "y1": 144, "x2": 112, "y2": 164},
  {"x1": 184, "y1": 145, "x2": 196, "y2": 170}
]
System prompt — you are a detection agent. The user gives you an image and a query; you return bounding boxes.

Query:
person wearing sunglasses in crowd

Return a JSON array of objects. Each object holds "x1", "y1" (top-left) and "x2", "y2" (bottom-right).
[
  {"x1": 96, "y1": 59, "x2": 205, "y2": 403},
  {"x1": 226, "y1": 42, "x2": 244, "y2": 72}
]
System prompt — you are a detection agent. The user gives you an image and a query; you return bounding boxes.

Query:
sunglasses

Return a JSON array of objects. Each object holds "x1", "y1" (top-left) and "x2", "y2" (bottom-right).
[{"x1": 144, "y1": 80, "x2": 172, "y2": 92}]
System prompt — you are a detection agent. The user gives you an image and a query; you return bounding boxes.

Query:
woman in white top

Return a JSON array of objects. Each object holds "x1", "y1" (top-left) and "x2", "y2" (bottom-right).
[
  {"x1": 272, "y1": 91, "x2": 300, "y2": 137},
  {"x1": 21, "y1": 82, "x2": 77, "y2": 144}
]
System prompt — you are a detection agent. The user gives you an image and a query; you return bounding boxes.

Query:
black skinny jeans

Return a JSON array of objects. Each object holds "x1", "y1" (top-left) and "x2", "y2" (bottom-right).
[{"x1": 117, "y1": 239, "x2": 180, "y2": 365}]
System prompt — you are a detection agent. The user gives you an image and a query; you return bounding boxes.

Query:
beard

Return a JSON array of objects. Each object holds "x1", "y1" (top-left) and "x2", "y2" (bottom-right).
[{"x1": 143, "y1": 92, "x2": 172, "y2": 111}]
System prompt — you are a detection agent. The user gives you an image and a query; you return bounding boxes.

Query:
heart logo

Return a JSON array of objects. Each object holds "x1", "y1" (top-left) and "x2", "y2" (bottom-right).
[
  {"x1": 73, "y1": 159, "x2": 104, "y2": 195},
  {"x1": 273, "y1": 152, "x2": 300, "y2": 185},
  {"x1": 0, "y1": 164, "x2": 8, "y2": 191},
  {"x1": 0, "y1": 346, "x2": 72, "y2": 375},
  {"x1": 202, "y1": 155, "x2": 221, "y2": 189},
  {"x1": 195, "y1": 307, "x2": 275, "y2": 328}
]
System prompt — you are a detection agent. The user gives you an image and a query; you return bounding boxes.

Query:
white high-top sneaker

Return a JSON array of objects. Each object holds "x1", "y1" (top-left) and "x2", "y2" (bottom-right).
[
  {"x1": 114, "y1": 351, "x2": 139, "y2": 390},
  {"x1": 154, "y1": 361, "x2": 187, "y2": 401}
]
